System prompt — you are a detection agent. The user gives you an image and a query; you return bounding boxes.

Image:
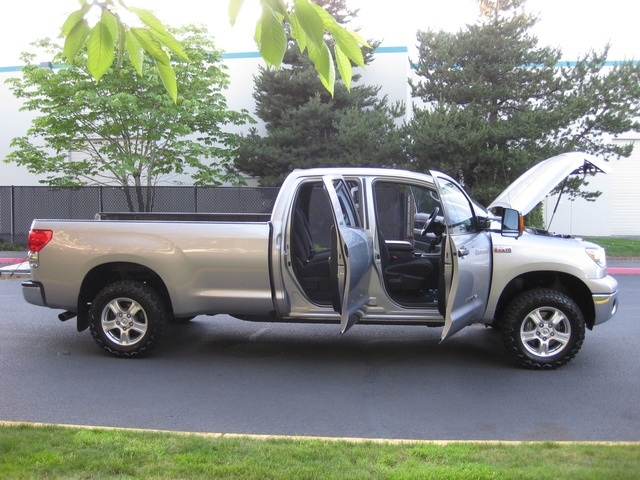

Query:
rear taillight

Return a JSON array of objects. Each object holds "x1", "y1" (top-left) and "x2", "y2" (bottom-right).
[
  {"x1": 28, "y1": 229, "x2": 52, "y2": 268},
  {"x1": 28, "y1": 229, "x2": 53, "y2": 253}
]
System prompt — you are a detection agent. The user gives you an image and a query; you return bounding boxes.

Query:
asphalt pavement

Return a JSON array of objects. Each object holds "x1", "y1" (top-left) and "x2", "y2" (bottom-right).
[{"x1": 0, "y1": 264, "x2": 639, "y2": 442}]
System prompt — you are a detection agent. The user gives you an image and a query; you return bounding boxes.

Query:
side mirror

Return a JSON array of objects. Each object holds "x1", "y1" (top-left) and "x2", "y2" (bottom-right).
[{"x1": 501, "y1": 208, "x2": 524, "y2": 238}]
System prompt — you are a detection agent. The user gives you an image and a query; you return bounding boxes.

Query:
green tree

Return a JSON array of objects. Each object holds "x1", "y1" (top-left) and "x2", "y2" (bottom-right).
[
  {"x1": 406, "y1": 0, "x2": 640, "y2": 206},
  {"x1": 234, "y1": 0, "x2": 405, "y2": 186},
  {"x1": 5, "y1": 25, "x2": 250, "y2": 212}
]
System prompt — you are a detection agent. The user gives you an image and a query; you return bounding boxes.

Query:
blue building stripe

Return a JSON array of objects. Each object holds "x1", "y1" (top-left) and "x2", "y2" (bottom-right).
[
  {"x1": 222, "y1": 51, "x2": 262, "y2": 60},
  {"x1": 1, "y1": 48, "x2": 636, "y2": 72}
]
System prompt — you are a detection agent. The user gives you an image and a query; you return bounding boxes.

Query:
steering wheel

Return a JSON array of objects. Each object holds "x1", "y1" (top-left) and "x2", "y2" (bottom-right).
[{"x1": 420, "y1": 206, "x2": 440, "y2": 237}]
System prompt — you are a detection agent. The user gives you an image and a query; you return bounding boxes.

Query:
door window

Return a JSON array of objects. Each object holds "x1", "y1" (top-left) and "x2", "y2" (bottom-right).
[
  {"x1": 330, "y1": 179, "x2": 361, "y2": 228},
  {"x1": 435, "y1": 178, "x2": 478, "y2": 235},
  {"x1": 373, "y1": 181, "x2": 441, "y2": 242}
]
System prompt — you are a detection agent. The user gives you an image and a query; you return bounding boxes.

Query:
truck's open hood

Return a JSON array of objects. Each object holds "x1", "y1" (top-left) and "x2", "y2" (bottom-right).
[{"x1": 487, "y1": 152, "x2": 611, "y2": 215}]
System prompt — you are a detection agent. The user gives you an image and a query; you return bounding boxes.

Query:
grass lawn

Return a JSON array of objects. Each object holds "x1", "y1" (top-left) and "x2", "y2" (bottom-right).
[
  {"x1": 0, "y1": 424, "x2": 639, "y2": 479},
  {"x1": 0, "y1": 242, "x2": 23, "y2": 251},
  {"x1": 584, "y1": 237, "x2": 640, "y2": 259}
]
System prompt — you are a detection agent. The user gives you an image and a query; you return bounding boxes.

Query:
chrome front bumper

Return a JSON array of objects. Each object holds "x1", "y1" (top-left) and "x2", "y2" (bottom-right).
[
  {"x1": 593, "y1": 291, "x2": 619, "y2": 325},
  {"x1": 590, "y1": 275, "x2": 619, "y2": 326}
]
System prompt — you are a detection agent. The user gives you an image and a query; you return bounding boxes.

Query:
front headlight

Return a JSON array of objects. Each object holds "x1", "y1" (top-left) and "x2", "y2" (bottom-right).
[{"x1": 586, "y1": 246, "x2": 607, "y2": 269}]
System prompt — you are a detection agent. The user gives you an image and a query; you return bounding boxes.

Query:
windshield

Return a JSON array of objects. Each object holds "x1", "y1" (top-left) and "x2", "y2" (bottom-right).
[{"x1": 471, "y1": 198, "x2": 489, "y2": 217}]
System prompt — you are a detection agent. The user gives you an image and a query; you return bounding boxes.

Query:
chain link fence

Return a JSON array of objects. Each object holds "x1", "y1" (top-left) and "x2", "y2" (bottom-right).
[
  {"x1": 0, "y1": 183, "x2": 407, "y2": 248},
  {"x1": 0, "y1": 185, "x2": 280, "y2": 246}
]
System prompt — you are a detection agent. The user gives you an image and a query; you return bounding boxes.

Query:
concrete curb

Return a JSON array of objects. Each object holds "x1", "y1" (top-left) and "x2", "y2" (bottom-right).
[
  {"x1": 608, "y1": 267, "x2": 640, "y2": 275},
  {"x1": 0, "y1": 257, "x2": 27, "y2": 264},
  {"x1": 1, "y1": 421, "x2": 639, "y2": 446}
]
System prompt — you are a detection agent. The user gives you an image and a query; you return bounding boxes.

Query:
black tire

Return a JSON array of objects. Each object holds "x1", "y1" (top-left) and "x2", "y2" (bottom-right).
[
  {"x1": 90, "y1": 280, "x2": 167, "y2": 358},
  {"x1": 501, "y1": 288, "x2": 585, "y2": 370}
]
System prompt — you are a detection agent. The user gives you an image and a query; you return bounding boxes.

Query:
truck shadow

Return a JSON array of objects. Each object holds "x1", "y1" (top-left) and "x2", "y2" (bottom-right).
[{"x1": 160, "y1": 315, "x2": 512, "y2": 370}]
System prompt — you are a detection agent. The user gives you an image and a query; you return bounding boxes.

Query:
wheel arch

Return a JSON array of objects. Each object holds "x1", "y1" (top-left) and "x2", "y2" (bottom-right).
[
  {"x1": 494, "y1": 271, "x2": 595, "y2": 329},
  {"x1": 76, "y1": 262, "x2": 173, "y2": 331}
]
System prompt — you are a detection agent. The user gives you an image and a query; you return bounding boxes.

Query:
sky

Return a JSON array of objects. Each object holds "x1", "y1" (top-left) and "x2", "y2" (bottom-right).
[{"x1": 1, "y1": 0, "x2": 639, "y2": 67}]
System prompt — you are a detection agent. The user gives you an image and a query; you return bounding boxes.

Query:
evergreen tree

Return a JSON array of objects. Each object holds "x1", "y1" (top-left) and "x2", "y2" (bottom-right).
[
  {"x1": 234, "y1": 0, "x2": 405, "y2": 186},
  {"x1": 406, "y1": 0, "x2": 640, "y2": 206}
]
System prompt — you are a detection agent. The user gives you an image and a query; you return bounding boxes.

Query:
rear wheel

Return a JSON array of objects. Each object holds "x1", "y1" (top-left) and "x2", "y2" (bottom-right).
[
  {"x1": 90, "y1": 281, "x2": 167, "y2": 358},
  {"x1": 501, "y1": 288, "x2": 585, "y2": 369}
]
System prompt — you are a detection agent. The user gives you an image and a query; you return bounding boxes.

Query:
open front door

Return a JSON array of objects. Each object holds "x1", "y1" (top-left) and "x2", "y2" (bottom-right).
[
  {"x1": 322, "y1": 176, "x2": 372, "y2": 334},
  {"x1": 431, "y1": 171, "x2": 492, "y2": 341}
]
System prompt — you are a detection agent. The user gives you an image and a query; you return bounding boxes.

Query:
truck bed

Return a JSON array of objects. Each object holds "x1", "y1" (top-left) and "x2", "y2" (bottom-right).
[
  {"x1": 95, "y1": 212, "x2": 272, "y2": 222},
  {"x1": 27, "y1": 218, "x2": 275, "y2": 316}
]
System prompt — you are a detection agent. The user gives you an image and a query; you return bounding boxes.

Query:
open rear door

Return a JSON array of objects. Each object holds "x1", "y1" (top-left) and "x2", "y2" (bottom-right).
[
  {"x1": 431, "y1": 171, "x2": 492, "y2": 340},
  {"x1": 322, "y1": 176, "x2": 372, "y2": 334}
]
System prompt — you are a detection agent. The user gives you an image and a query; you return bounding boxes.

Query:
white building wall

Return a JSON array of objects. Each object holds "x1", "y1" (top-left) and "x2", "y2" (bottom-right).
[
  {"x1": 610, "y1": 137, "x2": 640, "y2": 236},
  {"x1": 543, "y1": 170, "x2": 612, "y2": 236},
  {"x1": 1, "y1": 49, "x2": 638, "y2": 235},
  {"x1": 0, "y1": 47, "x2": 411, "y2": 186},
  {"x1": 542, "y1": 137, "x2": 639, "y2": 237},
  {"x1": 0, "y1": 69, "x2": 48, "y2": 185}
]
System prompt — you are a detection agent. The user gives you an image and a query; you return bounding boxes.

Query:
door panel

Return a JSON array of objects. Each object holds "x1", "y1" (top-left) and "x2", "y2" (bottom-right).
[
  {"x1": 430, "y1": 171, "x2": 492, "y2": 340},
  {"x1": 322, "y1": 176, "x2": 372, "y2": 334},
  {"x1": 440, "y1": 232, "x2": 492, "y2": 339}
]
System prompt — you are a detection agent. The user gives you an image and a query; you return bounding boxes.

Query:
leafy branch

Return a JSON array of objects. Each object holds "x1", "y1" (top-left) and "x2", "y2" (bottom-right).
[{"x1": 62, "y1": 0, "x2": 370, "y2": 102}]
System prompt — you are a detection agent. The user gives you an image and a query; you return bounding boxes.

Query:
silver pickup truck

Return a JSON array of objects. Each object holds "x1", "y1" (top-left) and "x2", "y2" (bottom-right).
[{"x1": 22, "y1": 152, "x2": 618, "y2": 369}]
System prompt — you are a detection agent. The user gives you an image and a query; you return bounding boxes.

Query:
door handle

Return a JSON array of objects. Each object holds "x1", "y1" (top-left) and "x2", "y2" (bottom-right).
[{"x1": 458, "y1": 247, "x2": 470, "y2": 257}]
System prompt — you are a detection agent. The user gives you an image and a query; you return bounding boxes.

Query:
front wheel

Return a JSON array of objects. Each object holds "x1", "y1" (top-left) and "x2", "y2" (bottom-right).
[
  {"x1": 90, "y1": 281, "x2": 168, "y2": 358},
  {"x1": 501, "y1": 288, "x2": 585, "y2": 369}
]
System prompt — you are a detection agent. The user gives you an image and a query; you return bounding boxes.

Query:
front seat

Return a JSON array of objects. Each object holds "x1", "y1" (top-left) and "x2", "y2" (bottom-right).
[{"x1": 377, "y1": 227, "x2": 435, "y2": 293}]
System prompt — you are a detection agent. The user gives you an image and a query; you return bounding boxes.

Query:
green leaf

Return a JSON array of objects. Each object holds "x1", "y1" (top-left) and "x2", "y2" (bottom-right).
[
  {"x1": 129, "y1": 7, "x2": 189, "y2": 61},
  {"x1": 228, "y1": 0, "x2": 245, "y2": 26},
  {"x1": 156, "y1": 31, "x2": 189, "y2": 62},
  {"x1": 289, "y1": 12, "x2": 307, "y2": 53},
  {"x1": 116, "y1": 19, "x2": 126, "y2": 68},
  {"x1": 87, "y1": 20, "x2": 114, "y2": 81},
  {"x1": 310, "y1": 3, "x2": 337, "y2": 30},
  {"x1": 61, "y1": 4, "x2": 91, "y2": 36},
  {"x1": 331, "y1": 28, "x2": 365, "y2": 68},
  {"x1": 130, "y1": 28, "x2": 170, "y2": 65},
  {"x1": 264, "y1": 0, "x2": 288, "y2": 16},
  {"x1": 256, "y1": 7, "x2": 287, "y2": 67},
  {"x1": 292, "y1": 0, "x2": 325, "y2": 49},
  {"x1": 100, "y1": 9, "x2": 119, "y2": 43},
  {"x1": 129, "y1": 7, "x2": 169, "y2": 35},
  {"x1": 347, "y1": 29, "x2": 372, "y2": 50},
  {"x1": 125, "y1": 29, "x2": 144, "y2": 76},
  {"x1": 310, "y1": 5, "x2": 366, "y2": 68},
  {"x1": 308, "y1": 41, "x2": 334, "y2": 96},
  {"x1": 63, "y1": 18, "x2": 90, "y2": 61},
  {"x1": 155, "y1": 59, "x2": 178, "y2": 103},
  {"x1": 334, "y1": 44, "x2": 352, "y2": 90}
]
